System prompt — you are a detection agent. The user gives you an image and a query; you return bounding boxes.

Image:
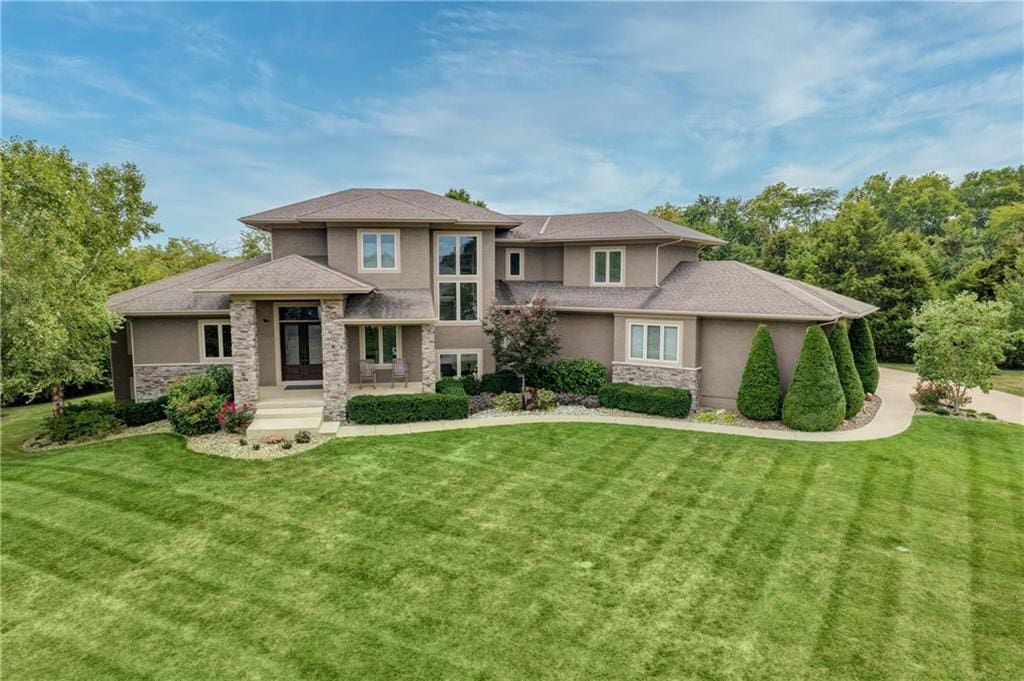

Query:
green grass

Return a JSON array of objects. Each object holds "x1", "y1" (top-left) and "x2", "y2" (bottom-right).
[
  {"x1": 881, "y1": 362, "x2": 1024, "y2": 398},
  {"x1": 0, "y1": 391, "x2": 113, "y2": 455},
  {"x1": 3, "y1": 418, "x2": 1022, "y2": 680}
]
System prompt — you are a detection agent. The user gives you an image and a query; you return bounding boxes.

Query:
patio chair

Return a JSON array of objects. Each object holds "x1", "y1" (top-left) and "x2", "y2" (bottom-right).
[
  {"x1": 391, "y1": 357, "x2": 409, "y2": 388},
  {"x1": 359, "y1": 360, "x2": 377, "y2": 389}
]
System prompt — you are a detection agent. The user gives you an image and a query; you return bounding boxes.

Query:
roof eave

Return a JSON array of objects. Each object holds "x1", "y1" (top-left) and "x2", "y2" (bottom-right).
[
  {"x1": 495, "y1": 302, "x2": 853, "y2": 322},
  {"x1": 190, "y1": 287, "x2": 373, "y2": 295}
]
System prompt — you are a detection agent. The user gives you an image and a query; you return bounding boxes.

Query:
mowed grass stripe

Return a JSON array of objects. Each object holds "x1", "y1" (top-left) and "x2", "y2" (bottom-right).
[{"x1": 3, "y1": 418, "x2": 1023, "y2": 680}]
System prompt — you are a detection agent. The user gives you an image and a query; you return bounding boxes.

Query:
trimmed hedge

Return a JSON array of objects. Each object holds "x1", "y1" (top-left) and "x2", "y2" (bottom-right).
[
  {"x1": 552, "y1": 358, "x2": 607, "y2": 395},
  {"x1": 829, "y1": 322, "x2": 865, "y2": 419},
  {"x1": 849, "y1": 317, "x2": 879, "y2": 394},
  {"x1": 46, "y1": 401, "x2": 122, "y2": 443},
  {"x1": 435, "y1": 377, "x2": 468, "y2": 395},
  {"x1": 480, "y1": 369, "x2": 520, "y2": 395},
  {"x1": 114, "y1": 396, "x2": 169, "y2": 427},
  {"x1": 347, "y1": 393, "x2": 469, "y2": 424},
  {"x1": 782, "y1": 326, "x2": 846, "y2": 432},
  {"x1": 598, "y1": 383, "x2": 692, "y2": 418},
  {"x1": 736, "y1": 325, "x2": 782, "y2": 420}
]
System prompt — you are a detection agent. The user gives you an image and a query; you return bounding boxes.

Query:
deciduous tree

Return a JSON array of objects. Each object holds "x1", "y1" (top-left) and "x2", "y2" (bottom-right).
[{"x1": 483, "y1": 298, "x2": 560, "y2": 405}]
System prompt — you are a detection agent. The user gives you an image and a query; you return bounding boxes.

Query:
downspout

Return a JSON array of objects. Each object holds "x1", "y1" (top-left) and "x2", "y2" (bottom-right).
[{"x1": 654, "y1": 236, "x2": 686, "y2": 287}]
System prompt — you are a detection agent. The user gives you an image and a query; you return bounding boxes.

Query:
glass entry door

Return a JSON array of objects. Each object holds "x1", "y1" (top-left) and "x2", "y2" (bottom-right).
[{"x1": 279, "y1": 306, "x2": 323, "y2": 381}]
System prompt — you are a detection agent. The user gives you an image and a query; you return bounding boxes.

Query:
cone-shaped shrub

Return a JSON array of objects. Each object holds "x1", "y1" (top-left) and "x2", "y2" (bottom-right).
[
  {"x1": 782, "y1": 326, "x2": 846, "y2": 431},
  {"x1": 736, "y1": 324, "x2": 782, "y2": 420},
  {"x1": 849, "y1": 316, "x2": 879, "y2": 394},
  {"x1": 829, "y1": 322, "x2": 865, "y2": 419}
]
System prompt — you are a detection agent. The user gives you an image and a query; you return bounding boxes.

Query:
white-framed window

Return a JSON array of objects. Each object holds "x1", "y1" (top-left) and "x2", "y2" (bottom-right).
[
  {"x1": 358, "y1": 229, "x2": 400, "y2": 272},
  {"x1": 199, "y1": 321, "x2": 232, "y2": 362},
  {"x1": 591, "y1": 247, "x2": 624, "y2": 286},
  {"x1": 436, "y1": 232, "x2": 480, "y2": 322},
  {"x1": 438, "y1": 350, "x2": 481, "y2": 378},
  {"x1": 627, "y1": 320, "x2": 680, "y2": 364},
  {"x1": 360, "y1": 325, "x2": 402, "y2": 367},
  {"x1": 506, "y1": 248, "x2": 524, "y2": 280}
]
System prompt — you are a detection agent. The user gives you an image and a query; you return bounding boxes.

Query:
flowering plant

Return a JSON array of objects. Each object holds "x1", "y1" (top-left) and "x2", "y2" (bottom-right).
[{"x1": 216, "y1": 401, "x2": 256, "y2": 433}]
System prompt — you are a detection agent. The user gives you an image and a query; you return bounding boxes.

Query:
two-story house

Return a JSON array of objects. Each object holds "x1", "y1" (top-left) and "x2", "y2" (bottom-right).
[{"x1": 108, "y1": 188, "x2": 875, "y2": 422}]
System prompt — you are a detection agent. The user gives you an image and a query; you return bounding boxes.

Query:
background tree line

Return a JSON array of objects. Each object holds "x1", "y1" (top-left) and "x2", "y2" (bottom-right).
[{"x1": 650, "y1": 168, "x2": 1024, "y2": 365}]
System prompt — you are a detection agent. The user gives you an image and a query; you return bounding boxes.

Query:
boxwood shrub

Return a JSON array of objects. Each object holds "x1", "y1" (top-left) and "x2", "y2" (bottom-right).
[
  {"x1": 347, "y1": 393, "x2": 469, "y2": 424},
  {"x1": 598, "y1": 383, "x2": 692, "y2": 417},
  {"x1": 480, "y1": 369, "x2": 520, "y2": 395},
  {"x1": 552, "y1": 358, "x2": 607, "y2": 395},
  {"x1": 114, "y1": 395, "x2": 169, "y2": 427},
  {"x1": 435, "y1": 377, "x2": 468, "y2": 395},
  {"x1": 45, "y1": 401, "x2": 123, "y2": 443}
]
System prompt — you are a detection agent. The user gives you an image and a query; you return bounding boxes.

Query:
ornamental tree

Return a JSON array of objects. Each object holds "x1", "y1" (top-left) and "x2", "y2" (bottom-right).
[
  {"x1": 1, "y1": 138, "x2": 159, "y2": 415},
  {"x1": 829, "y1": 322, "x2": 865, "y2": 419},
  {"x1": 483, "y1": 297, "x2": 560, "y2": 405},
  {"x1": 736, "y1": 324, "x2": 782, "y2": 420},
  {"x1": 848, "y1": 316, "x2": 880, "y2": 394},
  {"x1": 910, "y1": 293, "x2": 1014, "y2": 413},
  {"x1": 782, "y1": 326, "x2": 846, "y2": 432}
]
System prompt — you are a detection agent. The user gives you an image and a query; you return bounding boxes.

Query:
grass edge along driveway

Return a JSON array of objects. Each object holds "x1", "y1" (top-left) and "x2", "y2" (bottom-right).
[{"x1": 2, "y1": 417, "x2": 1022, "y2": 680}]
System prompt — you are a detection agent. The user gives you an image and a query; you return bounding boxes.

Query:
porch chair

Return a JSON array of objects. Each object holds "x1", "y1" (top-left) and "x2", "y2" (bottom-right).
[
  {"x1": 359, "y1": 360, "x2": 377, "y2": 389},
  {"x1": 391, "y1": 357, "x2": 409, "y2": 388}
]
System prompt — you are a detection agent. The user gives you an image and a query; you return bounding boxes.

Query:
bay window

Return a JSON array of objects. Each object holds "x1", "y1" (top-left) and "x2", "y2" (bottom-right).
[
  {"x1": 437, "y1": 233, "x2": 480, "y2": 322},
  {"x1": 592, "y1": 248, "x2": 623, "y2": 285},
  {"x1": 359, "y1": 230, "x2": 399, "y2": 271},
  {"x1": 628, "y1": 321, "x2": 680, "y2": 364}
]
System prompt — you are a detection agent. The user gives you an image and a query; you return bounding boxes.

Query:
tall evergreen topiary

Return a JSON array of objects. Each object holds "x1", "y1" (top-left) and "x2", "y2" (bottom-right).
[
  {"x1": 736, "y1": 324, "x2": 782, "y2": 420},
  {"x1": 849, "y1": 316, "x2": 879, "y2": 394},
  {"x1": 782, "y1": 326, "x2": 846, "y2": 432},
  {"x1": 828, "y1": 322, "x2": 865, "y2": 419}
]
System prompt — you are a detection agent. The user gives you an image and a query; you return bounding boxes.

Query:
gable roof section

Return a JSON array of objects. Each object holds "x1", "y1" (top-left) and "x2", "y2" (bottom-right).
[
  {"x1": 240, "y1": 188, "x2": 521, "y2": 226},
  {"x1": 498, "y1": 261, "x2": 876, "y2": 320},
  {"x1": 502, "y1": 209, "x2": 726, "y2": 245},
  {"x1": 192, "y1": 254, "x2": 374, "y2": 294},
  {"x1": 108, "y1": 255, "x2": 271, "y2": 315}
]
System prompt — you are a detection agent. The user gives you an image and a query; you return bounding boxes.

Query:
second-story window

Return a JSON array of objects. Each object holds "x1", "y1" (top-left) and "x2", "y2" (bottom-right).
[
  {"x1": 506, "y1": 248, "x2": 524, "y2": 280},
  {"x1": 592, "y1": 248, "x2": 623, "y2": 285},
  {"x1": 437, "y1": 233, "x2": 479, "y2": 322},
  {"x1": 359, "y1": 230, "x2": 399, "y2": 271}
]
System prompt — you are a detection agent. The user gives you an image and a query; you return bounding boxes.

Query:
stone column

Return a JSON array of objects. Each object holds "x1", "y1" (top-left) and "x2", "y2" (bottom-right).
[
  {"x1": 230, "y1": 299, "x2": 259, "y2": 403},
  {"x1": 421, "y1": 323, "x2": 437, "y2": 392},
  {"x1": 321, "y1": 298, "x2": 348, "y2": 420}
]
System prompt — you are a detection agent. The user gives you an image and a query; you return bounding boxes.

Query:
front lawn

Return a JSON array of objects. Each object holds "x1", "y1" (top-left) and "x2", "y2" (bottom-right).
[
  {"x1": 880, "y1": 362, "x2": 1024, "y2": 398},
  {"x1": 0, "y1": 391, "x2": 113, "y2": 455},
  {"x1": 2, "y1": 418, "x2": 1022, "y2": 680}
]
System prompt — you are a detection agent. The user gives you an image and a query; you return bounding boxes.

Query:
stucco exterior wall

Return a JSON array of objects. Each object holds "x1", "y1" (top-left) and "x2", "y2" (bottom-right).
[
  {"x1": 698, "y1": 319, "x2": 812, "y2": 409},
  {"x1": 326, "y1": 226, "x2": 432, "y2": 289},
  {"x1": 563, "y1": 243, "x2": 663, "y2": 287},
  {"x1": 255, "y1": 301, "x2": 276, "y2": 386},
  {"x1": 611, "y1": 314, "x2": 698, "y2": 367},
  {"x1": 496, "y1": 245, "x2": 564, "y2": 281},
  {"x1": 434, "y1": 325, "x2": 494, "y2": 374},
  {"x1": 657, "y1": 245, "x2": 699, "y2": 283},
  {"x1": 130, "y1": 317, "x2": 214, "y2": 364},
  {"x1": 271, "y1": 228, "x2": 328, "y2": 259},
  {"x1": 346, "y1": 324, "x2": 424, "y2": 384},
  {"x1": 554, "y1": 313, "x2": 614, "y2": 377}
]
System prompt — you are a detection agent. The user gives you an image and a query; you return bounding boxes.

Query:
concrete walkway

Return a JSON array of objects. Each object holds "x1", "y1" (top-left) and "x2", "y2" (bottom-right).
[
  {"x1": 880, "y1": 367, "x2": 1023, "y2": 425},
  {"x1": 332, "y1": 367, "x2": 964, "y2": 443}
]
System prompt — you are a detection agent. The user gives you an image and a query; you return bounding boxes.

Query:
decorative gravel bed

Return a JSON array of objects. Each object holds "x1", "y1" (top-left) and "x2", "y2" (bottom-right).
[{"x1": 186, "y1": 431, "x2": 330, "y2": 460}]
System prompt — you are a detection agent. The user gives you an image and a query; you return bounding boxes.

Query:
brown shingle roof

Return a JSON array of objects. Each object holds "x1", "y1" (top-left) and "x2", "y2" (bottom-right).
[
  {"x1": 344, "y1": 289, "x2": 435, "y2": 321},
  {"x1": 108, "y1": 256, "x2": 270, "y2": 315},
  {"x1": 240, "y1": 188, "x2": 521, "y2": 226},
  {"x1": 498, "y1": 261, "x2": 876, "y2": 320},
  {"x1": 502, "y1": 209, "x2": 726, "y2": 245},
  {"x1": 193, "y1": 254, "x2": 374, "y2": 294}
]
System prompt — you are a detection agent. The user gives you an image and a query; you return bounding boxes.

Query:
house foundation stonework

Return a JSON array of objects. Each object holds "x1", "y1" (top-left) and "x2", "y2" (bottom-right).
[
  {"x1": 134, "y1": 364, "x2": 211, "y2": 401},
  {"x1": 421, "y1": 323, "x2": 436, "y2": 392},
  {"x1": 230, "y1": 299, "x2": 259, "y2": 403},
  {"x1": 321, "y1": 298, "x2": 348, "y2": 420},
  {"x1": 611, "y1": 363, "x2": 702, "y2": 410}
]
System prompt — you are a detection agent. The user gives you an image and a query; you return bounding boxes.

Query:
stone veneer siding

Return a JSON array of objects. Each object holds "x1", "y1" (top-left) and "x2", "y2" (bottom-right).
[
  {"x1": 134, "y1": 364, "x2": 214, "y2": 401},
  {"x1": 230, "y1": 299, "x2": 260, "y2": 403},
  {"x1": 321, "y1": 299, "x2": 348, "y2": 420},
  {"x1": 421, "y1": 324, "x2": 436, "y2": 392},
  {"x1": 611, "y1": 363, "x2": 702, "y2": 410}
]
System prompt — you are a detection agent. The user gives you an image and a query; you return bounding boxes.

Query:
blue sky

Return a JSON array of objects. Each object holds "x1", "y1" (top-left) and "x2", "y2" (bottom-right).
[{"x1": 4, "y1": 2, "x2": 1022, "y2": 249}]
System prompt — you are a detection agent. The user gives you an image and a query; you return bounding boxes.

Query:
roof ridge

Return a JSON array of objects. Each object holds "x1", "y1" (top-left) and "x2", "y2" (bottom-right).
[
  {"x1": 374, "y1": 190, "x2": 458, "y2": 220},
  {"x1": 195, "y1": 253, "x2": 375, "y2": 292},
  {"x1": 630, "y1": 209, "x2": 673, "y2": 235},
  {"x1": 737, "y1": 262, "x2": 843, "y2": 317},
  {"x1": 285, "y1": 253, "x2": 377, "y2": 289}
]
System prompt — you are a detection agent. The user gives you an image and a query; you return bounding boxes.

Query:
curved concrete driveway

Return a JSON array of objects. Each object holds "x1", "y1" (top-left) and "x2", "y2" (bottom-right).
[
  {"x1": 334, "y1": 367, "x2": 973, "y2": 443},
  {"x1": 880, "y1": 366, "x2": 1023, "y2": 425}
]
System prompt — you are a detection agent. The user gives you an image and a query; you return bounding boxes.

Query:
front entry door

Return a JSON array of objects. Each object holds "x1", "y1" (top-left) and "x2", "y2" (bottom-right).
[{"x1": 280, "y1": 322, "x2": 323, "y2": 381}]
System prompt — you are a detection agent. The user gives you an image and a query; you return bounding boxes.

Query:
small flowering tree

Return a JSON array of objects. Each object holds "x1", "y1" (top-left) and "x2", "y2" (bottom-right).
[{"x1": 483, "y1": 297, "x2": 560, "y2": 407}]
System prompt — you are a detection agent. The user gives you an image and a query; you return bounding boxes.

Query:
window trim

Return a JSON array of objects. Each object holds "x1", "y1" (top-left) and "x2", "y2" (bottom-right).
[
  {"x1": 590, "y1": 247, "x2": 625, "y2": 286},
  {"x1": 435, "y1": 231, "x2": 482, "y2": 324},
  {"x1": 358, "y1": 325, "x2": 403, "y2": 368},
  {"x1": 357, "y1": 229, "x2": 401, "y2": 273},
  {"x1": 626, "y1": 318, "x2": 682, "y2": 366},
  {"x1": 506, "y1": 248, "x2": 524, "y2": 280},
  {"x1": 198, "y1": 319, "x2": 233, "y2": 363},
  {"x1": 437, "y1": 348, "x2": 483, "y2": 379}
]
